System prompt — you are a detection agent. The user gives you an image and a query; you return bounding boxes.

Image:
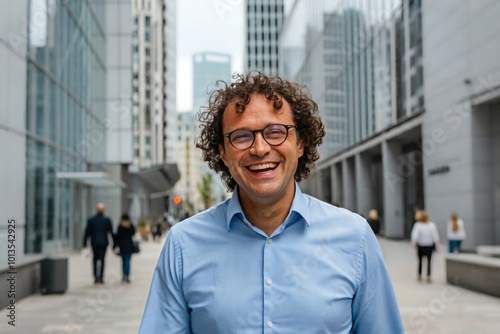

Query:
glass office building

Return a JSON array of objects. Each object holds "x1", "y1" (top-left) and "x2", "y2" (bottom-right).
[
  {"x1": 191, "y1": 52, "x2": 232, "y2": 204},
  {"x1": 280, "y1": 0, "x2": 425, "y2": 238},
  {"x1": 24, "y1": 1, "x2": 107, "y2": 252},
  {"x1": 280, "y1": 0, "x2": 500, "y2": 248},
  {"x1": 1, "y1": 0, "x2": 178, "y2": 277},
  {"x1": 192, "y1": 52, "x2": 232, "y2": 111},
  {"x1": 280, "y1": 0, "x2": 412, "y2": 158}
]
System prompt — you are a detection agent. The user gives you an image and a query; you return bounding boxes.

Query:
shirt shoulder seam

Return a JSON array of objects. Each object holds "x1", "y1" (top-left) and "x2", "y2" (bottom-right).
[
  {"x1": 354, "y1": 223, "x2": 368, "y2": 289},
  {"x1": 169, "y1": 229, "x2": 184, "y2": 286}
]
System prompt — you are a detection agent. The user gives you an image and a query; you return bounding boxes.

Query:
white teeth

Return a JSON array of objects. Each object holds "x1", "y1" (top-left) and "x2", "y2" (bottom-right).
[{"x1": 248, "y1": 163, "x2": 278, "y2": 171}]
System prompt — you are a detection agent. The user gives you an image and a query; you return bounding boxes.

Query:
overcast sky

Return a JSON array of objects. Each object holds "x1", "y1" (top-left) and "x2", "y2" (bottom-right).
[{"x1": 176, "y1": 0, "x2": 245, "y2": 111}]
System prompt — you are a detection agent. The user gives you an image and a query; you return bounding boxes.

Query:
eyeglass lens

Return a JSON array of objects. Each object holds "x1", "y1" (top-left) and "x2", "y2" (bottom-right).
[{"x1": 229, "y1": 124, "x2": 290, "y2": 149}]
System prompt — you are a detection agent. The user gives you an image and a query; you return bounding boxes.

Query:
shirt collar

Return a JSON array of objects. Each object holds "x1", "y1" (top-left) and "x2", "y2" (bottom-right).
[{"x1": 226, "y1": 182, "x2": 311, "y2": 231}]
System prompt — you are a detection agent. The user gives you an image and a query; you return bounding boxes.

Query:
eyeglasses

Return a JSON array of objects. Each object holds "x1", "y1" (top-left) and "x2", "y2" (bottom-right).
[{"x1": 224, "y1": 124, "x2": 296, "y2": 150}]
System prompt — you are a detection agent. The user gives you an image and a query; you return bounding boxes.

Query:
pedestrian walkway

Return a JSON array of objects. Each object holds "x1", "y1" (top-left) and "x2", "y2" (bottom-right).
[
  {"x1": 1, "y1": 237, "x2": 165, "y2": 334},
  {"x1": 2, "y1": 237, "x2": 500, "y2": 333},
  {"x1": 380, "y1": 238, "x2": 500, "y2": 334}
]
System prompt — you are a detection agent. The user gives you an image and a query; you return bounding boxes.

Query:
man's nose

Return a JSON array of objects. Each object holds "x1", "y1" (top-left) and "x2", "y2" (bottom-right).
[{"x1": 249, "y1": 132, "x2": 271, "y2": 156}]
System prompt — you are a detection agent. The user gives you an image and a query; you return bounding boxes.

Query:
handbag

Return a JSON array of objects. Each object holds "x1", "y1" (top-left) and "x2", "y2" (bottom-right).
[{"x1": 132, "y1": 240, "x2": 140, "y2": 254}]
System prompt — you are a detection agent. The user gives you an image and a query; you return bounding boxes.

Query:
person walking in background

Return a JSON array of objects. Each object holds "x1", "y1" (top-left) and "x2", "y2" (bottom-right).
[
  {"x1": 113, "y1": 213, "x2": 136, "y2": 283},
  {"x1": 411, "y1": 210, "x2": 440, "y2": 283},
  {"x1": 139, "y1": 72, "x2": 403, "y2": 333},
  {"x1": 151, "y1": 218, "x2": 163, "y2": 242},
  {"x1": 367, "y1": 209, "x2": 381, "y2": 235},
  {"x1": 447, "y1": 212, "x2": 466, "y2": 253},
  {"x1": 82, "y1": 203, "x2": 114, "y2": 284}
]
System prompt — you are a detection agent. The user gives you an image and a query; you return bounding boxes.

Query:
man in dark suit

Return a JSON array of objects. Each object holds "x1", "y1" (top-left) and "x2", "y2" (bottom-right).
[{"x1": 83, "y1": 203, "x2": 114, "y2": 284}]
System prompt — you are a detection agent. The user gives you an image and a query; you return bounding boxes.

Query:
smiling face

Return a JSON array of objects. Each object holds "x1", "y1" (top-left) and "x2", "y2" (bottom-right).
[{"x1": 219, "y1": 94, "x2": 304, "y2": 207}]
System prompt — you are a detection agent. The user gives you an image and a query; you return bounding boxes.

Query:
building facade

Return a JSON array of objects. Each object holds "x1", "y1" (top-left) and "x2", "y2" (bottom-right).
[
  {"x1": 192, "y1": 52, "x2": 232, "y2": 111},
  {"x1": 0, "y1": 0, "x2": 179, "y2": 266},
  {"x1": 280, "y1": 0, "x2": 500, "y2": 249},
  {"x1": 175, "y1": 111, "x2": 205, "y2": 214},
  {"x1": 164, "y1": 0, "x2": 178, "y2": 163},
  {"x1": 245, "y1": 0, "x2": 284, "y2": 75},
  {"x1": 0, "y1": 0, "x2": 128, "y2": 262},
  {"x1": 132, "y1": 0, "x2": 177, "y2": 167},
  {"x1": 24, "y1": 0, "x2": 110, "y2": 254},
  {"x1": 0, "y1": 0, "x2": 29, "y2": 266},
  {"x1": 102, "y1": 0, "x2": 135, "y2": 225},
  {"x1": 129, "y1": 0, "x2": 179, "y2": 222},
  {"x1": 173, "y1": 52, "x2": 232, "y2": 215}
]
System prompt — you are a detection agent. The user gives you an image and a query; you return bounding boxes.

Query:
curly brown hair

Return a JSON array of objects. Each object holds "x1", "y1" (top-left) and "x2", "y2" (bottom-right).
[{"x1": 195, "y1": 72, "x2": 325, "y2": 191}]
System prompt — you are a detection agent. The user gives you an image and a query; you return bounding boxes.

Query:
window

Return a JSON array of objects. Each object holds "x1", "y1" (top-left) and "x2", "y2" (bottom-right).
[
  {"x1": 146, "y1": 104, "x2": 151, "y2": 129},
  {"x1": 145, "y1": 16, "x2": 151, "y2": 41}
]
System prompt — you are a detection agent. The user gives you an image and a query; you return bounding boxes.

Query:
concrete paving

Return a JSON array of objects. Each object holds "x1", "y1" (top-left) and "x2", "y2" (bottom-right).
[
  {"x1": 380, "y1": 238, "x2": 500, "y2": 334},
  {"x1": 0, "y1": 238, "x2": 164, "y2": 334},
  {"x1": 1, "y1": 236, "x2": 500, "y2": 333}
]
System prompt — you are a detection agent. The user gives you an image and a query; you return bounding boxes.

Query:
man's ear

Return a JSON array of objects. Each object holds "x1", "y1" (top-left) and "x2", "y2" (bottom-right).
[
  {"x1": 298, "y1": 139, "x2": 305, "y2": 158},
  {"x1": 219, "y1": 144, "x2": 227, "y2": 165}
]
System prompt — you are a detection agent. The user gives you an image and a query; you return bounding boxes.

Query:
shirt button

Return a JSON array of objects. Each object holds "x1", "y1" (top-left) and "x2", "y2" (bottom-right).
[
  {"x1": 266, "y1": 279, "x2": 273, "y2": 285},
  {"x1": 267, "y1": 238, "x2": 273, "y2": 244},
  {"x1": 267, "y1": 321, "x2": 273, "y2": 328}
]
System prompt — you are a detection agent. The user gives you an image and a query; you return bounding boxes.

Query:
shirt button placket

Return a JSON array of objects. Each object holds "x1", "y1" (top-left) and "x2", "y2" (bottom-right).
[{"x1": 264, "y1": 238, "x2": 273, "y2": 331}]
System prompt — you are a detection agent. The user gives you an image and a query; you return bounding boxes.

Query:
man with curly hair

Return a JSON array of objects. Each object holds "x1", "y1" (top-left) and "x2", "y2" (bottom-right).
[{"x1": 139, "y1": 72, "x2": 403, "y2": 333}]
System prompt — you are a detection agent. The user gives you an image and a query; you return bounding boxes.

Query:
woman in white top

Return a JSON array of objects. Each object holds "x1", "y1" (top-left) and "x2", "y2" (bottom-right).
[
  {"x1": 447, "y1": 212, "x2": 466, "y2": 253},
  {"x1": 411, "y1": 210, "x2": 440, "y2": 283}
]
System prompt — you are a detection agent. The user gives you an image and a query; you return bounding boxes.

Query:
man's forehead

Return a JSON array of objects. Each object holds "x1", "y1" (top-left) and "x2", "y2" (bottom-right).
[{"x1": 225, "y1": 93, "x2": 290, "y2": 111}]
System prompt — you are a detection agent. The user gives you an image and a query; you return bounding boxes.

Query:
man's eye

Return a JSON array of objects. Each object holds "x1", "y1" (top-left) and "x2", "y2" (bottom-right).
[
  {"x1": 265, "y1": 126, "x2": 285, "y2": 137},
  {"x1": 231, "y1": 131, "x2": 252, "y2": 142}
]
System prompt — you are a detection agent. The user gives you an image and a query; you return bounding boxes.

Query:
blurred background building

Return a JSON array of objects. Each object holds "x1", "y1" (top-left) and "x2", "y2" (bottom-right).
[
  {"x1": 173, "y1": 52, "x2": 232, "y2": 215},
  {"x1": 245, "y1": 0, "x2": 284, "y2": 75},
  {"x1": 175, "y1": 111, "x2": 204, "y2": 214},
  {"x1": 279, "y1": 0, "x2": 500, "y2": 250},
  {"x1": 0, "y1": 0, "x2": 179, "y2": 269},
  {"x1": 128, "y1": 0, "x2": 179, "y2": 225},
  {"x1": 1, "y1": 0, "x2": 499, "y2": 273},
  {"x1": 192, "y1": 52, "x2": 232, "y2": 112}
]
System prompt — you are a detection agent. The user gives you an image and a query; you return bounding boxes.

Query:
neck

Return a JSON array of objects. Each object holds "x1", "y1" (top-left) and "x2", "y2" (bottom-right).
[{"x1": 239, "y1": 186, "x2": 295, "y2": 236}]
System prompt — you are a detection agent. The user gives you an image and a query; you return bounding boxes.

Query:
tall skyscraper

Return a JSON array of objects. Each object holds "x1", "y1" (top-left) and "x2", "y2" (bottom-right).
[
  {"x1": 129, "y1": 0, "x2": 179, "y2": 223},
  {"x1": 192, "y1": 52, "x2": 232, "y2": 111},
  {"x1": 173, "y1": 52, "x2": 232, "y2": 214},
  {"x1": 192, "y1": 52, "x2": 232, "y2": 203},
  {"x1": 280, "y1": 0, "x2": 500, "y2": 250},
  {"x1": 164, "y1": 0, "x2": 178, "y2": 163},
  {"x1": 245, "y1": 0, "x2": 284, "y2": 75},
  {"x1": 132, "y1": 0, "x2": 177, "y2": 168}
]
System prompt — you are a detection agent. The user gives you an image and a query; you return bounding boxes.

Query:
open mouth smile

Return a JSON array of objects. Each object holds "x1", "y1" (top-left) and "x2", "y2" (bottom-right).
[{"x1": 247, "y1": 163, "x2": 278, "y2": 172}]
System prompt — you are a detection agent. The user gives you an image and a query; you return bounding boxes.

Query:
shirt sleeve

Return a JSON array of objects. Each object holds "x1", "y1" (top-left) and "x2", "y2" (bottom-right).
[
  {"x1": 351, "y1": 225, "x2": 404, "y2": 333},
  {"x1": 138, "y1": 229, "x2": 190, "y2": 333}
]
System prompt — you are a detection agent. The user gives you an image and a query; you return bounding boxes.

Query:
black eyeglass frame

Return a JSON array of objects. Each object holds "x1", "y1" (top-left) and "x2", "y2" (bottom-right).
[{"x1": 223, "y1": 124, "x2": 297, "y2": 150}]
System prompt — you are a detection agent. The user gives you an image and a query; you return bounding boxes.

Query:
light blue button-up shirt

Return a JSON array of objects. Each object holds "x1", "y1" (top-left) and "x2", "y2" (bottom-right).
[{"x1": 139, "y1": 185, "x2": 404, "y2": 333}]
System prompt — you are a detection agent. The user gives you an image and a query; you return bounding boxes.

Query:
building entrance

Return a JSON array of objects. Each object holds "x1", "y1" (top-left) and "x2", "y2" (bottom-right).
[{"x1": 402, "y1": 142, "x2": 424, "y2": 238}]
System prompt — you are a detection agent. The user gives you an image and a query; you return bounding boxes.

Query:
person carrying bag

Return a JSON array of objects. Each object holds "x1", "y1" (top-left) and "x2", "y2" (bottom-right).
[{"x1": 113, "y1": 213, "x2": 137, "y2": 283}]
